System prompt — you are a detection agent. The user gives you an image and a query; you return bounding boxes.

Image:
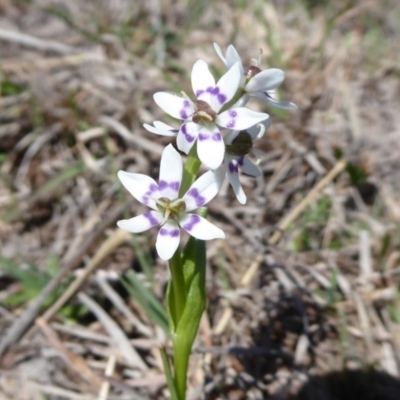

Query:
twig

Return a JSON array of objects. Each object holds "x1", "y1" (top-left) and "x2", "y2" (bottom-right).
[
  {"x1": 77, "y1": 292, "x2": 148, "y2": 371},
  {"x1": 41, "y1": 228, "x2": 130, "y2": 322},
  {"x1": 35, "y1": 317, "x2": 103, "y2": 389},
  {"x1": 268, "y1": 158, "x2": 347, "y2": 245},
  {"x1": 0, "y1": 206, "x2": 123, "y2": 358},
  {"x1": 0, "y1": 28, "x2": 78, "y2": 54},
  {"x1": 97, "y1": 355, "x2": 116, "y2": 400}
]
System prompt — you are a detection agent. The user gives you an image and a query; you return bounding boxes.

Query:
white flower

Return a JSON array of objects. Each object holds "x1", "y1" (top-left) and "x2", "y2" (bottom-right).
[
  {"x1": 216, "y1": 120, "x2": 271, "y2": 204},
  {"x1": 213, "y1": 43, "x2": 297, "y2": 110},
  {"x1": 117, "y1": 144, "x2": 225, "y2": 260},
  {"x1": 149, "y1": 60, "x2": 270, "y2": 170}
]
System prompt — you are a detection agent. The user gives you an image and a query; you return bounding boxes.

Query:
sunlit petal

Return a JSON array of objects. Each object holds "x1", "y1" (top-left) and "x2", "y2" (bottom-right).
[
  {"x1": 117, "y1": 211, "x2": 162, "y2": 233},
  {"x1": 196, "y1": 125, "x2": 224, "y2": 170},
  {"x1": 210, "y1": 62, "x2": 242, "y2": 113},
  {"x1": 184, "y1": 170, "x2": 220, "y2": 212},
  {"x1": 217, "y1": 108, "x2": 270, "y2": 130},
  {"x1": 177, "y1": 122, "x2": 199, "y2": 154},
  {"x1": 143, "y1": 121, "x2": 178, "y2": 137},
  {"x1": 117, "y1": 170, "x2": 159, "y2": 209},
  {"x1": 179, "y1": 213, "x2": 225, "y2": 240},
  {"x1": 156, "y1": 220, "x2": 180, "y2": 260},
  {"x1": 191, "y1": 60, "x2": 215, "y2": 102},
  {"x1": 158, "y1": 144, "x2": 182, "y2": 199},
  {"x1": 153, "y1": 92, "x2": 195, "y2": 120}
]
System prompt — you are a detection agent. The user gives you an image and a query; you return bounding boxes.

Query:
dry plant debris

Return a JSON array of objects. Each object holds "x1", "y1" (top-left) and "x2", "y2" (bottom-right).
[{"x1": 1, "y1": 0, "x2": 400, "y2": 399}]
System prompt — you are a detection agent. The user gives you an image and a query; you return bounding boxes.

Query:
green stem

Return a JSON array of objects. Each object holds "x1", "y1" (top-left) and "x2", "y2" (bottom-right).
[
  {"x1": 168, "y1": 249, "x2": 186, "y2": 326},
  {"x1": 179, "y1": 142, "x2": 201, "y2": 197}
]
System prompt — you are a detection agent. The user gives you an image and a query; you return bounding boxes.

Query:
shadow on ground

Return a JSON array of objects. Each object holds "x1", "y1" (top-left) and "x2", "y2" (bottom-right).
[{"x1": 293, "y1": 369, "x2": 400, "y2": 400}]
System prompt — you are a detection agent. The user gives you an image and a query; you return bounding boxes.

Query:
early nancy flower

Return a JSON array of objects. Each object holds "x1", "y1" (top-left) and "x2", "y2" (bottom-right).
[
  {"x1": 216, "y1": 120, "x2": 271, "y2": 204},
  {"x1": 117, "y1": 144, "x2": 225, "y2": 260},
  {"x1": 149, "y1": 60, "x2": 270, "y2": 170},
  {"x1": 213, "y1": 43, "x2": 297, "y2": 110}
]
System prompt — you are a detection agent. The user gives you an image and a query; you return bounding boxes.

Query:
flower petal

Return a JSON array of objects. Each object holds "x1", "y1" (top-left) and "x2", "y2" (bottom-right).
[
  {"x1": 177, "y1": 122, "x2": 199, "y2": 154},
  {"x1": 245, "y1": 68, "x2": 285, "y2": 92},
  {"x1": 197, "y1": 125, "x2": 225, "y2": 170},
  {"x1": 117, "y1": 210, "x2": 163, "y2": 233},
  {"x1": 239, "y1": 155, "x2": 262, "y2": 177},
  {"x1": 225, "y1": 44, "x2": 243, "y2": 70},
  {"x1": 156, "y1": 220, "x2": 180, "y2": 260},
  {"x1": 118, "y1": 170, "x2": 159, "y2": 209},
  {"x1": 191, "y1": 60, "x2": 215, "y2": 102},
  {"x1": 217, "y1": 108, "x2": 270, "y2": 131},
  {"x1": 158, "y1": 144, "x2": 182, "y2": 199},
  {"x1": 153, "y1": 92, "x2": 195, "y2": 120},
  {"x1": 252, "y1": 91, "x2": 297, "y2": 109},
  {"x1": 246, "y1": 119, "x2": 271, "y2": 140},
  {"x1": 179, "y1": 213, "x2": 225, "y2": 240},
  {"x1": 213, "y1": 42, "x2": 226, "y2": 65},
  {"x1": 210, "y1": 62, "x2": 242, "y2": 113},
  {"x1": 183, "y1": 170, "x2": 221, "y2": 212},
  {"x1": 227, "y1": 160, "x2": 247, "y2": 204},
  {"x1": 143, "y1": 121, "x2": 178, "y2": 137},
  {"x1": 224, "y1": 129, "x2": 239, "y2": 145}
]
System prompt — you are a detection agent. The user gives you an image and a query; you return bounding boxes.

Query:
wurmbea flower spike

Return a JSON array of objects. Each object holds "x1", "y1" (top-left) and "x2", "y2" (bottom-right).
[
  {"x1": 149, "y1": 59, "x2": 270, "y2": 170},
  {"x1": 116, "y1": 144, "x2": 225, "y2": 260},
  {"x1": 216, "y1": 120, "x2": 271, "y2": 204},
  {"x1": 213, "y1": 43, "x2": 297, "y2": 110}
]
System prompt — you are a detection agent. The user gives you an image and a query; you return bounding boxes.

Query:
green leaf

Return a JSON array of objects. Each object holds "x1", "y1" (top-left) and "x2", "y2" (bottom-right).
[
  {"x1": 172, "y1": 237, "x2": 207, "y2": 400},
  {"x1": 160, "y1": 348, "x2": 179, "y2": 400}
]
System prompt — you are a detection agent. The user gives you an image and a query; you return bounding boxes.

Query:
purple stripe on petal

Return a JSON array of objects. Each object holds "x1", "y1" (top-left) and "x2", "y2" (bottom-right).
[
  {"x1": 187, "y1": 188, "x2": 206, "y2": 207},
  {"x1": 149, "y1": 183, "x2": 158, "y2": 193},
  {"x1": 182, "y1": 214, "x2": 200, "y2": 232},
  {"x1": 217, "y1": 93, "x2": 227, "y2": 104},
  {"x1": 159, "y1": 180, "x2": 180, "y2": 193},
  {"x1": 196, "y1": 89, "x2": 204, "y2": 97},
  {"x1": 159, "y1": 180, "x2": 167, "y2": 190},
  {"x1": 206, "y1": 86, "x2": 214, "y2": 93},
  {"x1": 142, "y1": 196, "x2": 149, "y2": 205},
  {"x1": 238, "y1": 156, "x2": 245, "y2": 166},
  {"x1": 229, "y1": 161, "x2": 239, "y2": 174},
  {"x1": 169, "y1": 181, "x2": 180, "y2": 192},
  {"x1": 144, "y1": 211, "x2": 159, "y2": 226},
  {"x1": 182, "y1": 124, "x2": 195, "y2": 143},
  {"x1": 229, "y1": 110, "x2": 238, "y2": 117},
  {"x1": 198, "y1": 133, "x2": 210, "y2": 141},
  {"x1": 160, "y1": 227, "x2": 180, "y2": 237},
  {"x1": 179, "y1": 100, "x2": 191, "y2": 120},
  {"x1": 212, "y1": 132, "x2": 222, "y2": 142}
]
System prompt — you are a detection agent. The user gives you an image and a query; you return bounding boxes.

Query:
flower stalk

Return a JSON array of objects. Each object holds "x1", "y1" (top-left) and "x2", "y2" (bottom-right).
[{"x1": 116, "y1": 41, "x2": 296, "y2": 400}]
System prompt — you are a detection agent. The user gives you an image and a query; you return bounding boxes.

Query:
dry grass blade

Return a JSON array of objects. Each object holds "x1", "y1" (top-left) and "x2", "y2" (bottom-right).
[
  {"x1": 77, "y1": 292, "x2": 148, "y2": 371},
  {"x1": 35, "y1": 317, "x2": 103, "y2": 389},
  {"x1": 0, "y1": 27, "x2": 79, "y2": 54}
]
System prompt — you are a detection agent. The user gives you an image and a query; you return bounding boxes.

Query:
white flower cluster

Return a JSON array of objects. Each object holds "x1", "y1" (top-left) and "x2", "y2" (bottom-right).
[{"x1": 117, "y1": 43, "x2": 296, "y2": 259}]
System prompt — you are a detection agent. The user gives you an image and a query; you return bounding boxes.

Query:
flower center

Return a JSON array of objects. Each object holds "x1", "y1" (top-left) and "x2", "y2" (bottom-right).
[
  {"x1": 246, "y1": 66, "x2": 261, "y2": 83},
  {"x1": 156, "y1": 197, "x2": 186, "y2": 221},
  {"x1": 226, "y1": 131, "x2": 253, "y2": 156},
  {"x1": 192, "y1": 100, "x2": 217, "y2": 125}
]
